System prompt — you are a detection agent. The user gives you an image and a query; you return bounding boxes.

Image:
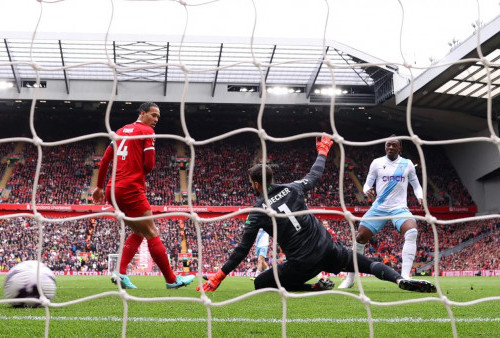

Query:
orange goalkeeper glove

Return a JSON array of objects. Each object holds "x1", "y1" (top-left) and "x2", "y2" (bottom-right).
[
  {"x1": 316, "y1": 134, "x2": 334, "y2": 157},
  {"x1": 197, "y1": 270, "x2": 227, "y2": 292}
]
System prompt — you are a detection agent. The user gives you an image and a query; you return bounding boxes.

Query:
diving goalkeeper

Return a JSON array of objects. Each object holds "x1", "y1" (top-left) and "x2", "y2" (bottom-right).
[{"x1": 198, "y1": 135, "x2": 436, "y2": 293}]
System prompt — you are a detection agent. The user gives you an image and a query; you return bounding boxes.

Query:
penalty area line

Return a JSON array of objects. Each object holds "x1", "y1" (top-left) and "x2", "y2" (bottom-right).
[{"x1": 0, "y1": 315, "x2": 499, "y2": 324}]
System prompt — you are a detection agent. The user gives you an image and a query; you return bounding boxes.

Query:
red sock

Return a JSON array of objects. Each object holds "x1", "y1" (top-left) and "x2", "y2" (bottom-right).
[
  {"x1": 119, "y1": 233, "x2": 144, "y2": 274},
  {"x1": 148, "y1": 236, "x2": 176, "y2": 283}
]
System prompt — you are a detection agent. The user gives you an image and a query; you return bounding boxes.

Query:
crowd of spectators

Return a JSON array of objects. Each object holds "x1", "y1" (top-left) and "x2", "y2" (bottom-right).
[
  {"x1": 145, "y1": 141, "x2": 181, "y2": 206},
  {"x1": 191, "y1": 139, "x2": 256, "y2": 206},
  {"x1": 0, "y1": 217, "x2": 106, "y2": 272},
  {"x1": 0, "y1": 216, "x2": 184, "y2": 273},
  {"x1": 0, "y1": 142, "x2": 15, "y2": 199},
  {"x1": 184, "y1": 218, "x2": 246, "y2": 274},
  {"x1": 0, "y1": 138, "x2": 476, "y2": 208},
  {"x1": 347, "y1": 218, "x2": 500, "y2": 273},
  {"x1": 265, "y1": 142, "x2": 359, "y2": 207},
  {"x1": 1, "y1": 137, "x2": 494, "y2": 276},
  {"x1": 1, "y1": 214, "x2": 499, "y2": 274},
  {"x1": 4, "y1": 141, "x2": 95, "y2": 204},
  {"x1": 420, "y1": 146, "x2": 475, "y2": 206},
  {"x1": 438, "y1": 228, "x2": 500, "y2": 271}
]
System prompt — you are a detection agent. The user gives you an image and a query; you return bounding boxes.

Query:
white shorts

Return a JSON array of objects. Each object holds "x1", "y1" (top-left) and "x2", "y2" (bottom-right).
[
  {"x1": 360, "y1": 207, "x2": 415, "y2": 235},
  {"x1": 256, "y1": 246, "x2": 269, "y2": 258}
]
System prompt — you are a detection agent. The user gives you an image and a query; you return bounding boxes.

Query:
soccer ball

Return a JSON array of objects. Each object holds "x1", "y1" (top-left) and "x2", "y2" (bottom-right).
[{"x1": 3, "y1": 260, "x2": 57, "y2": 307}]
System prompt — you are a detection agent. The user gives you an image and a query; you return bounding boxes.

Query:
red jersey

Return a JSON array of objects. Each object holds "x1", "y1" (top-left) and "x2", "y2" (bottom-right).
[
  {"x1": 327, "y1": 228, "x2": 337, "y2": 242},
  {"x1": 100, "y1": 121, "x2": 155, "y2": 191}
]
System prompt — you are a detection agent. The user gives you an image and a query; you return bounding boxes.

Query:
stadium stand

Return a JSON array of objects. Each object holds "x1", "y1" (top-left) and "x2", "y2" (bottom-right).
[
  {"x1": 0, "y1": 136, "x2": 476, "y2": 208},
  {"x1": 0, "y1": 126, "x2": 488, "y2": 275},
  {"x1": 3, "y1": 141, "x2": 95, "y2": 204},
  {"x1": 2, "y1": 216, "x2": 499, "y2": 274}
]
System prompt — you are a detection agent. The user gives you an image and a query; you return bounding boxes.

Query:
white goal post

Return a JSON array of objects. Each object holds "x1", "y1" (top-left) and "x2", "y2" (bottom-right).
[{"x1": 107, "y1": 253, "x2": 157, "y2": 275}]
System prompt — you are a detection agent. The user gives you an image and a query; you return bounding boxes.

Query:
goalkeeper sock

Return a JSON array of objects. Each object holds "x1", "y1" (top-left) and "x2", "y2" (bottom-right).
[
  {"x1": 369, "y1": 261, "x2": 401, "y2": 283},
  {"x1": 401, "y1": 228, "x2": 418, "y2": 279},
  {"x1": 148, "y1": 236, "x2": 176, "y2": 284},
  {"x1": 119, "y1": 233, "x2": 144, "y2": 275}
]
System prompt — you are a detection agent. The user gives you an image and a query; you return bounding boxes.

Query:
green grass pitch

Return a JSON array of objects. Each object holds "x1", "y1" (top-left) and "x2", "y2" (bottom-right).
[{"x1": 1, "y1": 275, "x2": 499, "y2": 337}]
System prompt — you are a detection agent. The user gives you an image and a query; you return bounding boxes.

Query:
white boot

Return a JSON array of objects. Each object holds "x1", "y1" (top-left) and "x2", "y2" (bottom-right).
[{"x1": 338, "y1": 273, "x2": 355, "y2": 289}]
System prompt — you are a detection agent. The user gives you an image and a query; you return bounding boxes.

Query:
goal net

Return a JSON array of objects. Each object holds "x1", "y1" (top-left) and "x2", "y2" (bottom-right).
[{"x1": 0, "y1": 0, "x2": 499, "y2": 337}]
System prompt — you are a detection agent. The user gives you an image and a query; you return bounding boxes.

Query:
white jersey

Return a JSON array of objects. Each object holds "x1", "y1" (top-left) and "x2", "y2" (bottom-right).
[
  {"x1": 255, "y1": 228, "x2": 270, "y2": 248},
  {"x1": 363, "y1": 155, "x2": 423, "y2": 211}
]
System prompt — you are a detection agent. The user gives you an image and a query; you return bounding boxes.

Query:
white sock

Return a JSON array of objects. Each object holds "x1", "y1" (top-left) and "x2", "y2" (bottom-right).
[
  {"x1": 401, "y1": 228, "x2": 418, "y2": 279},
  {"x1": 355, "y1": 241, "x2": 366, "y2": 255},
  {"x1": 346, "y1": 242, "x2": 366, "y2": 282}
]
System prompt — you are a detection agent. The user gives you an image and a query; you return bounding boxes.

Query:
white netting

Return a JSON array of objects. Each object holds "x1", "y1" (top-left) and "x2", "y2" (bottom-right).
[{"x1": 1, "y1": 1, "x2": 500, "y2": 338}]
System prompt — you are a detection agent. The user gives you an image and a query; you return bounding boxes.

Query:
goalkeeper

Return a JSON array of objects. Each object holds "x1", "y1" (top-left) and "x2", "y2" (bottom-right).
[{"x1": 199, "y1": 135, "x2": 436, "y2": 293}]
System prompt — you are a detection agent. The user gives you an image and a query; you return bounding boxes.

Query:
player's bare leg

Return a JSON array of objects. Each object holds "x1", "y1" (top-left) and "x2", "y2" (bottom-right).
[
  {"x1": 257, "y1": 255, "x2": 268, "y2": 274},
  {"x1": 251, "y1": 255, "x2": 269, "y2": 280}
]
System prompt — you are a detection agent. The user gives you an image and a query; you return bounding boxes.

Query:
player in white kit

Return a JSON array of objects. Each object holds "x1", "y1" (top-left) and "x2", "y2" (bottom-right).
[
  {"x1": 339, "y1": 136, "x2": 423, "y2": 288},
  {"x1": 251, "y1": 228, "x2": 269, "y2": 279}
]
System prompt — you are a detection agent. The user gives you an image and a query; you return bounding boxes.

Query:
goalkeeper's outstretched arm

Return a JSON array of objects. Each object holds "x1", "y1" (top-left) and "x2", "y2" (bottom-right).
[{"x1": 197, "y1": 227, "x2": 258, "y2": 292}]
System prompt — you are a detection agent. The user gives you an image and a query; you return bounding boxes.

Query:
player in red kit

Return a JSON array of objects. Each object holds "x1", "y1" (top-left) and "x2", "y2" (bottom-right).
[
  {"x1": 323, "y1": 220, "x2": 336, "y2": 240},
  {"x1": 92, "y1": 102, "x2": 194, "y2": 290}
]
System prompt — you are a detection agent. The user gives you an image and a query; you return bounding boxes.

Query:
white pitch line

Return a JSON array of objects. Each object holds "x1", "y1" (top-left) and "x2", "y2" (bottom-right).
[{"x1": 0, "y1": 315, "x2": 499, "y2": 324}]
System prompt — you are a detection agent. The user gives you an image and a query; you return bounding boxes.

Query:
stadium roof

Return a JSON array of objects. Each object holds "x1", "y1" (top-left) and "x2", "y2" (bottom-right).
[
  {"x1": 390, "y1": 14, "x2": 500, "y2": 137},
  {"x1": 0, "y1": 9, "x2": 499, "y2": 140},
  {"x1": 0, "y1": 33, "x2": 396, "y2": 107}
]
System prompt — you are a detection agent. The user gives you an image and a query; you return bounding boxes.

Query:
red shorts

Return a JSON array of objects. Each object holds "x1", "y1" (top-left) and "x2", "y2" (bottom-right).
[{"x1": 105, "y1": 186, "x2": 151, "y2": 217}]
